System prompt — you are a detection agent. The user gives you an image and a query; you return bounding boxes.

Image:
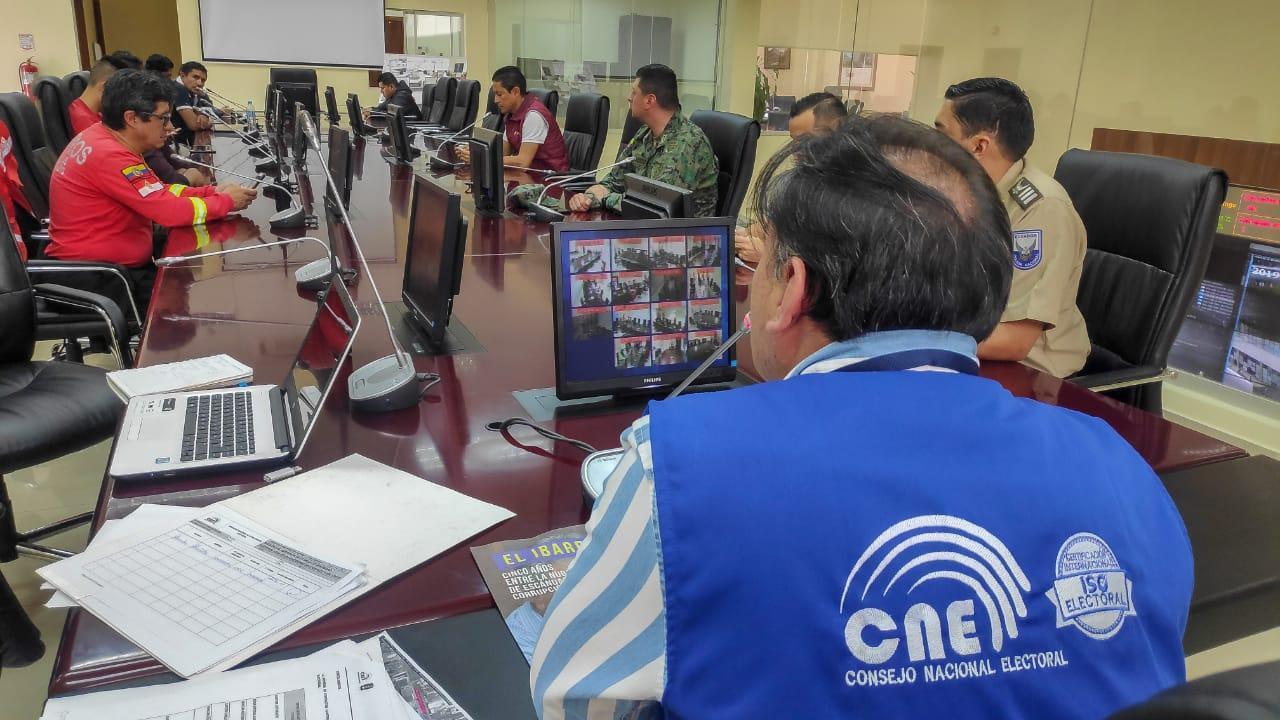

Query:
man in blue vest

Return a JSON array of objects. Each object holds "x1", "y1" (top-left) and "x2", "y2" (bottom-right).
[{"x1": 529, "y1": 115, "x2": 1193, "y2": 719}]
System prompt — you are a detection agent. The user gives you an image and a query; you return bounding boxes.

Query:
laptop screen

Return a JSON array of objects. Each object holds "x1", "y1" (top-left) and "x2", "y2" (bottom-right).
[{"x1": 282, "y1": 278, "x2": 360, "y2": 452}]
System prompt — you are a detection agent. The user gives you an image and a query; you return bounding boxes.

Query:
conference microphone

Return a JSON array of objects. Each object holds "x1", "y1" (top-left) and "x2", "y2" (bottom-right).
[
  {"x1": 155, "y1": 236, "x2": 337, "y2": 276},
  {"x1": 299, "y1": 111, "x2": 423, "y2": 413},
  {"x1": 200, "y1": 107, "x2": 277, "y2": 171},
  {"x1": 181, "y1": 156, "x2": 307, "y2": 232},
  {"x1": 523, "y1": 156, "x2": 635, "y2": 223},
  {"x1": 420, "y1": 115, "x2": 490, "y2": 170},
  {"x1": 666, "y1": 314, "x2": 751, "y2": 400}
]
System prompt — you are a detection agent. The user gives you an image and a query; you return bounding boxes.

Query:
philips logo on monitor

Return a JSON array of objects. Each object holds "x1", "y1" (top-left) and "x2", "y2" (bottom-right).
[{"x1": 642, "y1": 376, "x2": 663, "y2": 384}]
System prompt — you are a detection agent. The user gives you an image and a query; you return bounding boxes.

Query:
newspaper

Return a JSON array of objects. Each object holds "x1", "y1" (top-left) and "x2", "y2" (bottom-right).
[
  {"x1": 356, "y1": 633, "x2": 473, "y2": 720},
  {"x1": 470, "y1": 526, "x2": 587, "y2": 664}
]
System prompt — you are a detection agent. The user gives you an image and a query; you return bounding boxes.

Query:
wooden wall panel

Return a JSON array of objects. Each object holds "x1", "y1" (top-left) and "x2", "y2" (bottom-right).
[{"x1": 1091, "y1": 128, "x2": 1280, "y2": 190}]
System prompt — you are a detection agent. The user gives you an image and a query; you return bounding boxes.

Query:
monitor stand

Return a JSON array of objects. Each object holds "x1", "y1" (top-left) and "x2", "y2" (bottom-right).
[
  {"x1": 512, "y1": 378, "x2": 751, "y2": 423},
  {"x1": 385, "y1": 300, "x2": 485, "y2": 358}
]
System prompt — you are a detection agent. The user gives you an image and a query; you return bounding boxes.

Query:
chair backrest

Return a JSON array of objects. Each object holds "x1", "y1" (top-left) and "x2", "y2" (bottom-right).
[
  {"x1": 63, "y1": 71, "x2": 89, "y2": 98},
  {"x1": 1054, "y1": 149, "x2": 1226, "y2": 373},
  {"x1": 562, "y1": 92, "x2": 609, "y2": 173},
  {"x1": 528, "y1": 88, "x2": 558, "y2": 117},
  {"x1": 689, "y1": 109, "x2": 760, "y2": 218},
  {"x1": 0, "y1": 93, "x2": 56, "y2": 219},
  {"x1": 1107, "y1": 659, "x2": 1280, "y2": 719},
  {"x1": 481, "y1": 87, "x2": 503, "y2": 131},
  {"x1": 619, "y1": 112, "x2": 643, "y2": 150},
  {"x1": 269, "y1": 67, "x2": 317, "y2": 89},
  {"x1": 33, "y1": 76, "x2": 73, "y2": 153},
  {"x1": 444, "y1": 79, "x2": 480, "y2": 132},
  {"x1": 427, "y1": 77, "x2": 456, "y2": 125},
  {"x1": 0, "y1": 216, "x2": 35, "y2": 363},
  {"x1": 420, "y1": 83, "x2": 435, "y2": 113}
]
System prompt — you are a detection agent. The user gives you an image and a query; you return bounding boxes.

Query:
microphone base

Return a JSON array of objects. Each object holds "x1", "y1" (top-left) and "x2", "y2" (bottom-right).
[
  {"x1": 294, "y1": 258, "x2": 335, "y2": 291},
  {"x1": 525, "y1": 204, "x2": 566, "y2": 223},
  {"x1": 269, "y1": 206, "x2": 307, "y2": 230},
  {"x1": 254, "y1": 158, "x2": 279, "y2": 174},
  {"x1": 348, "y1": 353, "x2": 422, "y2": 413}
]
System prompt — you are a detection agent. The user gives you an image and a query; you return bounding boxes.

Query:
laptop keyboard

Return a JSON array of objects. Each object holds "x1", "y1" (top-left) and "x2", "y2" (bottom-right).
[{"x1": 181, "y1": 391, "x2": 256, "y2": 462}]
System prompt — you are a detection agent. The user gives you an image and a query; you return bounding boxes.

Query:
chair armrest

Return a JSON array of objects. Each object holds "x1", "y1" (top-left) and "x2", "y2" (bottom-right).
[
  {"x1": 25, "y1": 260, "x2": 141, "y2": 326},
  {"x1": 33, "y1": 283, "x2": 132, "y2": 368},
  {"x1": 1069, "y1": 365, "x2": 1175, "y2": 393}
]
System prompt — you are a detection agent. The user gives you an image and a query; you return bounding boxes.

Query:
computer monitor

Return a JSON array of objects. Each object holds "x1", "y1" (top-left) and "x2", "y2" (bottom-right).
[
  {"x1": 269, "y1": 84, "x2": 285, "y2": 138},
  {"x1": 326, "y1": 125, "x2": 353, "y2": 215},
  {"x1": 551, "y1": 217, "x2": 736, "y2": 400},
  {"x1": 621, "y1": 174, "x2": 693, "y2": 220},
  {"x1": 324, "y1": 85, "x2": 340, "y2": 126},
  {"x1": 402, "y1": 174, "x2": 469, "y2": 346},
  {"x1": 1169, "y1": 184, "x2": 1280, "y2": 401},
  {"x1": 345, "y1": 93, "x2": 371, "y2": 136},
  {"x1": 386, "y1": 105, "x2": 417, "y2": 164},
  {"x1": 276, "y1": 81, "x2": 319, "y2": 124},
  {"x1": 468, "y1": 127, "x2": 505, "y2": 216}
]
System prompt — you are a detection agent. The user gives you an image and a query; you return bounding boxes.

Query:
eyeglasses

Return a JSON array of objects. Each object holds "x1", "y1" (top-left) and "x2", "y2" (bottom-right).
[{"x1": 138, "y1": 111, "x2": 174, "y2": 126}]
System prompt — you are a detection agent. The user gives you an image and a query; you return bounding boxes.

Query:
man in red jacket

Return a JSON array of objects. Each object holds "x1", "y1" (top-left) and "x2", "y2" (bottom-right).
[
  {"x1": 0, "y1": 120, "x2": 30, "y2": 261},
  {"x1": 68, "y1": 50, "x2": 141, "y2": 136},
  {"x1": 48, "y1": 69, "x2": 256, "y2": 315}
]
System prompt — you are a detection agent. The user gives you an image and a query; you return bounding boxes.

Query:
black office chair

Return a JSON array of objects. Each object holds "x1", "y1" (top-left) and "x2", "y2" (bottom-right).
[
  {"x1": 689, "y1": 109, "x2": 760, "y2": 218},
  {"x1": 481, "y1": 87, "x2": 503, "y2": 132},
  {"x1": 442, "y1": 79, "x2": 480, "y2": 133},
  {"x1": 33, "y1": 76, "x2": 73, "y2": 154},
  {"x1": 63, "y1": 70, "x2": 89, "y2": 98},
  {"x1": 0, "y1": 93, "x2": 56, "y2": 224},
  {"x1": 1108, "y1": 660, "x2": 1280, "y2": 719},
  {"x1": 1056, "y1": 149, "x2": 1227, "y2": 414},
  {"x1": 619, "y1": 112, "x2": 643, "y2": 150},
  {"x1": 0, "y1": 225, "x2": 123, "y2": 668},
  {"x1": 529, "y1": 88, "x2": 559, "y2": 118},
  {"x1": 562, "y1": 92, "x2": 609, "y2": 173},
  {"x1": 269, "y1": 67, "x2": 317, "y2": 90},
  {"x1": 420, "y1": 83, "x2": 435, "y2": 116},
  {"x1": 426, "y1": 77, "x2": 456, "y2": 126}
]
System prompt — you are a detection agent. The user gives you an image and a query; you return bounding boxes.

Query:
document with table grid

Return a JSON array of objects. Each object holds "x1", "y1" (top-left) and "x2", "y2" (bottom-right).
[{"x1": 37, "y1": 506, "x2": 365, "y2": 677}]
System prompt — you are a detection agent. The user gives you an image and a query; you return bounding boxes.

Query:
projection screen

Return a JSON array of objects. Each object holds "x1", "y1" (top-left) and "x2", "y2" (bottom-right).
[{"x1": 199, "y1": 0, "x2": 384, "y2": 67}]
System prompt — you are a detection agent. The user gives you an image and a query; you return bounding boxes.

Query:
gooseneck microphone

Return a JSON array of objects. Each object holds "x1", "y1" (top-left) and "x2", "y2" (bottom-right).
[
  {"x1": 665, "y1": 315, "x2": 751, "y2": 400},
  {"x1": 180, "y1": 156, "x2": 306, "y2": 231},
  {"x1": 299, "y1": 110, "x2": 423, "y2": 413},
  {"x1": 420, "y1": 115, "x2": 489, "y2": 169},
  {"x1": 200, "y1": 107, "x2": 277, "y2": 171},
  {"x1": 155, "y1": 236, "x2": 333, "y2": 268},
  {"x1": 523, "y1": 156, "x2": 635, "y2": 223}
]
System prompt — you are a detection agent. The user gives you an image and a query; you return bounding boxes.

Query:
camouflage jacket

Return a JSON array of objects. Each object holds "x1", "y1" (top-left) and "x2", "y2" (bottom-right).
[{"x1": 601, "y1": 113, "x2": 719, "y2": 217}]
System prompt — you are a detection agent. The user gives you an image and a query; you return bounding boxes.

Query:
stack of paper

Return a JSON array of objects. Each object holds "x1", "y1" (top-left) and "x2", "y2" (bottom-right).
[
  {"x1": 106, "y1": 354, "x2": 253, "y2": 401},
  {"x1": 39, "y1": 454, "x2": 515, "y2": 679},
  {"x1": 40, "y1": 633, "x2": 473, "y2": 720}
]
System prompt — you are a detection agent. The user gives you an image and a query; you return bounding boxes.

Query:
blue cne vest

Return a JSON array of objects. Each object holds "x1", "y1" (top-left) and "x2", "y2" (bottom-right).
[{"x1": 648, "y1": 361, "x2": 1192, "y2": 719}]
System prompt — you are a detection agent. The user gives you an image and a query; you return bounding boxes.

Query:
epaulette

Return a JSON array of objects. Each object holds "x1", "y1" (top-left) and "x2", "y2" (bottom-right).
[{"x1": 1010, "y1": 177, "x2": 1043, "y2": 210}]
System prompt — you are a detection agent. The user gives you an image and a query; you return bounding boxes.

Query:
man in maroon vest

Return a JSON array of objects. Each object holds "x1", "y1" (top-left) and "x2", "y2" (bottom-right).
[{"x1": 459, "y1": 66, "x2": 569, "y2": 174}]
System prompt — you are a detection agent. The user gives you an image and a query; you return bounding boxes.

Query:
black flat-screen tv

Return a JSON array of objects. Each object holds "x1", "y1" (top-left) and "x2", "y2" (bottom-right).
[
  {"x1": 468, "y1": 127, "x2": 505, "y2": 216},
  {"x1": 324, "y1": 85, "x2": 340, "y2": 126},
  {"x1": 621, "y1": 173, "x2": 693, "y2": 219},
  {"x1": 551, "y1": 217, "x2": 736, "y2": 399},
  {"x1": 326, "y1": 125, "x2": 353, "y2": 215},
  {"x1": 386, "y1": 104, "x2": 418, "y2": 165},
  {"x1": 345, "y1": 93, "x2": 372, "y2": 136},
  {"x1": 402, "y1": 174, "x2": 469, "y2": 346}
]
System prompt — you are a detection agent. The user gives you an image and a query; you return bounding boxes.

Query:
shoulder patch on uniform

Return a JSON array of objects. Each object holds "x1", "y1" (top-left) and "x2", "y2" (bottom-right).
[
  {"x1": 122, "y1": 163, "x2": 163, "y2": 197},
  {"x1": 1012, "y1": 229, "x2": 1043, "y2": 270},
  {"x1": 1010, "y1": 177, "x2": 1043, "y2": 210}
]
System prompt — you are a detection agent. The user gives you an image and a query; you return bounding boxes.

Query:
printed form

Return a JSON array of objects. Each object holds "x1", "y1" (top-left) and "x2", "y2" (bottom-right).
[{"x1": 38, "y1": 506, "x2": 364, "y2": 677}]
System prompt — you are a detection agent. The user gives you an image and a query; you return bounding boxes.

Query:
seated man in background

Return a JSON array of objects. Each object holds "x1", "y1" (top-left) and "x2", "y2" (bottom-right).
[
  {"x1": 735, "y1": 91, "x2": 848, "y2": 262},
  {"x1": 144, "y1": 53, "x2": 174, "y2": 79},
  {"x1": 47, "y1": 70, "x2": 256, "y2": 315},
  {"x1": 457, "y1": 66, "x2": 568, "y2": 173},
  {"x1": 171, "y1": 61, "x2": 215, "y2": 147},
  {"x1": 368, "y1": 72, "x2": 421, "y2": 120},
  {"x1": 68, "y1": 50, "x2": 141, "y2": 135},
  {"x1": 935, "y1": 77, "x2": 1089, "y2": 378},
  {"x1": 531, "y1": 116, "x2": 1191, "y2": 719},
  {"x1": 568, "y1": 64, "x2": 718, "y2": 216}
]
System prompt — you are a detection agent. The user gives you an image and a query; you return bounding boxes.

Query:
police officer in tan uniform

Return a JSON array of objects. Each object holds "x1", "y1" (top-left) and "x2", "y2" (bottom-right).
[{"x1": 935, "y1": 77, "x2": 1089, "y2": 377}]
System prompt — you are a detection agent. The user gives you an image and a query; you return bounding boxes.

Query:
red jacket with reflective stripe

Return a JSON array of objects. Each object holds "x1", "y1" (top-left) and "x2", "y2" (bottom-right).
[{"x1": 47, "y1": 123, "x2": 233, "y2": 267}]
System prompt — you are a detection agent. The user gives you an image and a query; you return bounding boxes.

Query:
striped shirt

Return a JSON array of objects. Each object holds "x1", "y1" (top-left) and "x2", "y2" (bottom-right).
[{"x1": 530, "y1": 330, "x2": 979, "y2": 719}]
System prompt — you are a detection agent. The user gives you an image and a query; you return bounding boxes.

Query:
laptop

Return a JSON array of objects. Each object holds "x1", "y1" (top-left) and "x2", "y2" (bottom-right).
[{"x1": 108, "y1": 278, "x2": 360, "y2": 481}]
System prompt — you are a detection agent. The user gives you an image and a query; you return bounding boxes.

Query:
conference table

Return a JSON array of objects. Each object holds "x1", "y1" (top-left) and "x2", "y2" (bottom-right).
[{"x1": 48, "y1": 128, "x2": 1259, "y2": 702}]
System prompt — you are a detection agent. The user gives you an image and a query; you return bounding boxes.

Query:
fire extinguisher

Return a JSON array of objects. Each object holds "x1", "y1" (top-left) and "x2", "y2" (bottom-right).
[{"x1": 18, "y1": 58, "x2": 38, "y2": 99}]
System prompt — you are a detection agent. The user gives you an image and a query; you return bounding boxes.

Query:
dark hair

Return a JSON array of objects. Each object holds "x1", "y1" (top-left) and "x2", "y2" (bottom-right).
[
  {"x1": 943, "y1": 77, "x2": 1034, "y2": 160},
  {"x1": 634, "y1": 63, "x2": 679, "y2": 111},
  {"x1": 90, "y1": 50, "x2": 141, "y2": 84},
  {"x1": 101, "y1": 69, "x2": 175, "y2": 130},
  {"x1": 145, "y1": 53, "x2": 174, "y2": 75},
  {"x1": 378, "y1": 71, "x2": 397, "y2": 86},
  {"x1": 179, "y1": 61, "x2": 208, "y2": 76},
  {"x1": 752, "y1": 115, "x2": 1012, "y2": 342},
  {"x1": 491, "y1": 65, "x2": 527, "y2": 94},
  {"x1": 791, "y1": 91, "x2": 845, "y2": 120}
]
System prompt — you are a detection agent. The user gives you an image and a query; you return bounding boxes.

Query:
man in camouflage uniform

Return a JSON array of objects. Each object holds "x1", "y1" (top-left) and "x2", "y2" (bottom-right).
[
  {"x1": 935, "y1": 77, "x2": 1090, "y2": 378},
  {"x1": 568, "y1": 64, "x2": 719, "y2": 217}
]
